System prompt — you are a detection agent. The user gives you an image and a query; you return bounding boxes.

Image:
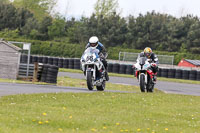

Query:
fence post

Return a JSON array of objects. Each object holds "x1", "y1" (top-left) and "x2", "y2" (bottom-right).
[
  {"x1": 33, "y1": 62, "x2": 39, "y2": 82},
  {"x1": 119, "y1": 52, "x2": 121, "y2": 61}
]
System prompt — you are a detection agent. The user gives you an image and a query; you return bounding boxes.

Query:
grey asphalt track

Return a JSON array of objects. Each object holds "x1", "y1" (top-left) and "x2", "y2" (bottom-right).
[
  {"x1": 58, "y1": 72, "x2": 200, "y2": 96},
  {"x1": 0, "y1": 82, "x2": 91, "y2": 97},
  {"x1": 0, "y1": 80, "x2": 135, "y2": 97},
  {"x1": 0, "y1": 72, "x2": 199, "y2": 97}
]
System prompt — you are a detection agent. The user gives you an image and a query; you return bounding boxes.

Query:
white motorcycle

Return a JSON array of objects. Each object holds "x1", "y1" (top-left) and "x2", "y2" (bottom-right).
[
  {"x1": 80, "y1": 47, "x2": 106, "y2": 91},
  {"x1": 134, "y1": 57, "x2": 156, "y2": 92}
]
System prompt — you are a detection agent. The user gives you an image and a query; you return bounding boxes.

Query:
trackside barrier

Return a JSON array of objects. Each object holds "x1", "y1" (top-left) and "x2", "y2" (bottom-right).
[
  {"x1": 18, "y1": 63, "x2": 58, "y2": 84},
  {"x1": 40, "y1": 64, "x2": 59, "y2": 84},
  {"x1": 19, "y1": 55, "x2": 200, "y2": 81}
]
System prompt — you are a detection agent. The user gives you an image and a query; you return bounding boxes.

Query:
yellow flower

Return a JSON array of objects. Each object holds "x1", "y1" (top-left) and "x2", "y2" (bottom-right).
[
  {"x1": 125, "y1": 129, "x2": 128, "y2": 132},
  {"x1": 32, "y1": 119, "x2": 36, "y2": 122},
  {"x1": 147, "y1": 128, "x2": 150, "y2": 130},
  {"x1": 137, "y1": 128, "x2": 141, "y2": 132},
  {"x1": 120, "y1": 129, "x2": 124, "y2": 132},
  {"x1": 69, "y1": 116, "x2": 73, "y2": 119},
  {"x1": 153, "y1": 120, "x2": 156, "y2": 122},
  {"x1": 165, "y1": 128, "x2": 168, "y2": 131},
  {"x1": 42, "y1": 113, "x2": 47, "y2": 116},
  {"x1": 58, "y1": 128, "x2": 63, "y2": 132},
  {"x1": 103, "y1": 126, "x2": 107, "y2": 129},
  {"x1": 116, "y1": 123, "x2": 120, "y2": 126},
  {"x1": 38, "y1": 121, "x2": 43, "y2": 124},
  {"x1": 91, "y1": 128, "x2": 97, "y2": 132},
  {"x1": 63, "y1": 107, "x2": 66, "y2": 110},
  {"x1": 45, "y1": 120, "x2": 49, "y2": 123}
]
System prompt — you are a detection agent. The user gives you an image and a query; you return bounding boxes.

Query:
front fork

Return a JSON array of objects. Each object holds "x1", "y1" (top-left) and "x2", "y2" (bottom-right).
[{"x1": 86, "y1": 65, "x2": 96, "y2": 80}]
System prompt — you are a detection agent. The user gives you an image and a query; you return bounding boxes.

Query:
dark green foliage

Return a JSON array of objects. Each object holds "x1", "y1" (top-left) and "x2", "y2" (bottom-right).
[
  {"x1": 0, "y1": 3, "x2": 33, "y2": 30},
  {"x1": 0, "y1": 2, "x2": 200, "y2": 63},
  {"x1": 38, "y1": 16, "x2": 53, "y2": 40},
  {"x1": 13, "y1": 0, "x2": 56, "y2": 21},
  {"x1": 108, "y1": 47, "x2": 200, "y2": 65},
  {"x1": 48, "y1": 16, "x2": 66, "y2": 39},
  {"x1": 0, "y1": 3, "x2": 18, "y2": 30}
]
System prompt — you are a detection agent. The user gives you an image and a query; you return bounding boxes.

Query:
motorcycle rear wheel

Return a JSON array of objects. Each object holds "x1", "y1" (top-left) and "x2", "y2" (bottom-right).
[
  {"x1": 96, "y1": 81, "x2": 105, "y2": 91},
  {"x1": 87, "y1": 71, "x2": 94, "y2": 90},
  {"x1": 147, "y1": 83, "x2": 154, "y2": 92},
  {"x1": 140, "y1": 74, "x2": 145, "y2": 92}
]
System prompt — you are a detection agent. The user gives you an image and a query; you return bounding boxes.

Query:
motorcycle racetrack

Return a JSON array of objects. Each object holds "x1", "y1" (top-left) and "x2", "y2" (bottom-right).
[
  {"x1": 58, "y1": 72, "x2": 200, "y2": 96},
  {"x1": 0, "y1": 72, "x2": 199, "y2": 97}
]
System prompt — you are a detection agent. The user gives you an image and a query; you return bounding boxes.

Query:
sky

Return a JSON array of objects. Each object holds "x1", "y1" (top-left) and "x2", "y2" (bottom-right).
[{"x1": 56, "y1": 0, "x2": 200, "y2": 19}]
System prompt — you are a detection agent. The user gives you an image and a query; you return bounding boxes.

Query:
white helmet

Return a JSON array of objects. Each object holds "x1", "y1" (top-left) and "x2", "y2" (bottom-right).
[{"x1": 89, "y1": 36, "x2": 99, "y2": 48}]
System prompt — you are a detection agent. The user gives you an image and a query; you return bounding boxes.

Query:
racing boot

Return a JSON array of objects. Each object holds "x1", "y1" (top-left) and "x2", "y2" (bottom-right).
[
  {"x1": 152, "y1": 73, "x2": 157, "y2": 83},
  {"x1": 105, "y1": 71, "x2": 109, "y2": 81}
]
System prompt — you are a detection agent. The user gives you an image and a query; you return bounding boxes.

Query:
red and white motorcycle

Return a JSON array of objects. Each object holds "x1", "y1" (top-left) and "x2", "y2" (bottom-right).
[{"x1": 134, "y1": 57, "x2": 157, "y2": 92}]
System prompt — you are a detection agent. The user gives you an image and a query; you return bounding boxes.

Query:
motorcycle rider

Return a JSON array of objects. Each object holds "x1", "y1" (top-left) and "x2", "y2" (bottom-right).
[
  {"x1": 137, "y1": 47, "x2": 159, "y2": 82},
  {"x1": 85, "y1": 36, "x2": 109, "y2": 81}
]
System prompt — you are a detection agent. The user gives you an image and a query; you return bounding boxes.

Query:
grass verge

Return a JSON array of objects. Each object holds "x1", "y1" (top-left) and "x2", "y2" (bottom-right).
[
  {"x1": 57, "y1": 76, "x2": 161, "y2": 93},
  {"x1": 0, "y1": 76, "x2": 159, "y2": 93},
  {"x1": 0, "y1": 78, "x2": 48, "y2": 85},
  {"x1": 0, "y1": 92, "x2": 200, "y2": 133},
  {"x1": 59, "y1": 68, "x2": 200, "y2": 85}
]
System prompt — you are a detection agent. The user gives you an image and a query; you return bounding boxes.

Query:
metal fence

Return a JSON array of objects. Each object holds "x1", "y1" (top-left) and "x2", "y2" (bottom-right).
[{"x1": 119, "y1": 52, "x2": 174, "y2": 65}]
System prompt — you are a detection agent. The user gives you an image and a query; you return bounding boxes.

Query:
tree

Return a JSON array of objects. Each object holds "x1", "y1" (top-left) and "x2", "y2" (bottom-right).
[
  {"x1": 12, "y1": 0, "x2": 57, "y2": 20},
  {"x1": 21, "y1": 17, "x2": 39, "y2": 37},
  {"x1": 67, "y1": 17, "x2": 88, "y2": 44},
  {"x1": 94, "y1": 0, "x2": 120, "y2": 18},
  {"x1": 38, "y1": 16, "x2": 53, "y2": 40},
  {"x1": 16, "y1": 7, "x2": 34, "y2": 30},
  {"x1": 0, "y1": 3, "x2": 18, "y2": 30},
  {"x1": 48, "y1": 17, "x2": 66, "y2": 39},
  {"x1": 186, "y1": 21, "x2": 200, "y2": 53},
  {"x1": 0, "y1": 0, "x2": 9, "y2": 3}
]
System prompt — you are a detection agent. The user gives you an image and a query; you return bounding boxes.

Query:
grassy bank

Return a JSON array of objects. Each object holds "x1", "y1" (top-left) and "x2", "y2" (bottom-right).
[
  {"x1": 59, "y1": 68, "x2": 200, "y2": 85},
  {"x1": 0, "y1": 72, "x2": 199, "y2": 132},
  {"x1": 0, "y1": 92, "x2": 200, "y2": 133},
  {"x1": 57, "y1": 76, "x2": 158, "y2": 93},
  {"x1": 0, "y1": 78, "x2": 49, "y2": 85}
]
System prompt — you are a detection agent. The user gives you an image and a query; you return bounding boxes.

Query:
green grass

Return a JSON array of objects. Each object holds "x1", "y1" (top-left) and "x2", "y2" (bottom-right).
[
  {"x1": 0, "y1": 71, "x2": 198, "y2": 132},
  {"x1": 59, "y1": 68, "x2": 200, "y2": 85},
  {"x1": 0, "y1": 78, "x2": 50, "y2": 85},
  {"x1": 57, "y1": 76, "x2": 161, "y2": 93},
  {"x1": 0, "y1": 92, "x2": 200, "y2": 133}
]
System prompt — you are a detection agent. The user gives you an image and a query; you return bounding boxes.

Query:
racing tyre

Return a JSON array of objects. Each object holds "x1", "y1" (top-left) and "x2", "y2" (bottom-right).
[
  {"x1": 147, "y1": 83, "x2": 154, "y2": 93},
  {"x1": 87, "y1": 71, "x2": 94, "y2": 91},
  {"x1": 139, "y1": 74, "x2": 145, "y2": 92},
  {"x1": 96, "y1": 81, "x2": 105, "y2": 91}
]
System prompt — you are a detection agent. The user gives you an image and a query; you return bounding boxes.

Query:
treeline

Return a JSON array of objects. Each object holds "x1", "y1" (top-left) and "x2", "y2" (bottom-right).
[
  {"x1": 0, "y1": 2, "x2": 200, "y2": 54},
  {"x1": 4, "y1": 37, "x2": 200, "y2": 65}
]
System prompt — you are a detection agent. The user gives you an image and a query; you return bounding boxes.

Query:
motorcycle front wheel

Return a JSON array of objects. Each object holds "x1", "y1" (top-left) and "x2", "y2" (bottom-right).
[
  {"x1": 139, "y1": 74, "x2": 146, "y2": 92},
  {"x1": 87, "y1": 71, "x2": 94, "y2": 90}
]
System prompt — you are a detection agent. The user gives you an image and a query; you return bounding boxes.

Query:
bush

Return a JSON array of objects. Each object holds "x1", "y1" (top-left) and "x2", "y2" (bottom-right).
[
  {"x1": 3, "y1": 37, "x2": 200, "y2": 65},
  {"x1": 107, "y1": 47, "x2": 200, "y2": 65}
]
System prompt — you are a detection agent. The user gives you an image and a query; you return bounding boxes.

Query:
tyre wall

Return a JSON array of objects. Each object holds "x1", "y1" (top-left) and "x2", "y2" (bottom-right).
[
  {"x1": 20, "y1": 55, "x2": 200, "y2": 81},
  {"x1": 40, "y1": 64, "x2": 59, "y2": 84}
]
